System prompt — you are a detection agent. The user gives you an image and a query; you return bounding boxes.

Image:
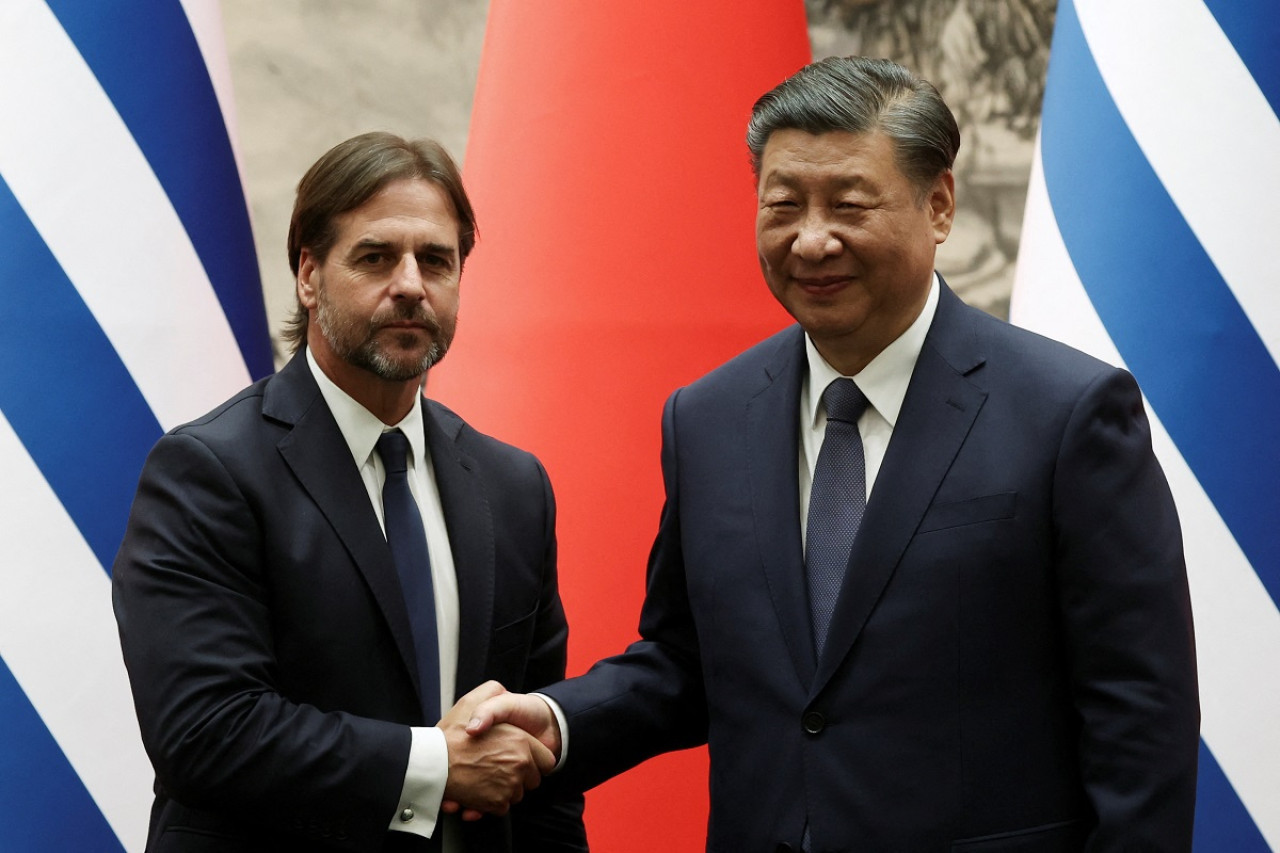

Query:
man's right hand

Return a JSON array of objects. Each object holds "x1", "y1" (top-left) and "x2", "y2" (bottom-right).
[
  {"x1": 439, "y1": 681, "x2": 556, "y2": 816},
  {"x1": 466, "y1": 690, "x2": 562, "y2": 757}
]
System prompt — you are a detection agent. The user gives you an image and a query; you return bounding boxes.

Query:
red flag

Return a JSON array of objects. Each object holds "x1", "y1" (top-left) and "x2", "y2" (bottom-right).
[{"x1": 433, "y1": 3, "x2": 810, "y2": 848}]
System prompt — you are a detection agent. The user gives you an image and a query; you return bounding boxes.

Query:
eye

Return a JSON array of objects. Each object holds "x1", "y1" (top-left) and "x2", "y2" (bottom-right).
[
  {"x1": 419, "y1": 252, "x2": 455, "y2": 273},
  {"x1": 358, "y1": 251, "x2": 386, "y2": 266},
  {"x1": 762, "y1": 196, "x2": 799, "y2": 212}
]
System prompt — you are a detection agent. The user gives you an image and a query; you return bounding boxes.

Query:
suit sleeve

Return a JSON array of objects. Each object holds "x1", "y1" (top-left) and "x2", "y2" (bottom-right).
[
  {"x1": 540, "y1": 389, "x2": 710, "y2": 792},
  {"x1": 506, "y1": 459, "x2": 588, "y2": 851},
  {"x1": 112, "y1": 431, "x2": 409, "y2": 851},
  {"x1": 1053, "y1": 368, "x2": 1199, "y2": 851}
]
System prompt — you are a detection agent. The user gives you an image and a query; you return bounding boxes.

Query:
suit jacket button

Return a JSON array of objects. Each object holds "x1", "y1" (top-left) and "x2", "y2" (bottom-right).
[
  {"x1": 399, "y1": 807, "x2": 415, "y2": 823},
  {"x1": 802, "y1": 711, "x2": 825, "y2": 734},
  {"x1": 776, "y1": 844, "x2": 796, "y2": 853}
]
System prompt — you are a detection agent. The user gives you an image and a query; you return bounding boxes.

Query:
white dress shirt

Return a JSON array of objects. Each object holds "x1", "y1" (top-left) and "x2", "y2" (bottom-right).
[
  {"x1": 799, "y1": 274, "x2": 939, "y2": 547},
  {"x1": 306, "y1": 349, "x2": 460, "y2": 847}
]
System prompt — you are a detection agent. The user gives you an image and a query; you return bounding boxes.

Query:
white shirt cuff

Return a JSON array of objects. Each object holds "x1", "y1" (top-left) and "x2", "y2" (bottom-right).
[
  {"x1": 389, "y1": 726, "x2": 448, "y2": 838},
  {"x1": 532, "y1": 692, "x2": 569, "y2": 772}
]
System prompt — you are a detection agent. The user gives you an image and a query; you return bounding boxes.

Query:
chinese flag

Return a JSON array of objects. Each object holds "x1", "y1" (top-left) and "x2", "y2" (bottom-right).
[{"x1": 432, "y1": 3, "x2": 810, "y2": 849}]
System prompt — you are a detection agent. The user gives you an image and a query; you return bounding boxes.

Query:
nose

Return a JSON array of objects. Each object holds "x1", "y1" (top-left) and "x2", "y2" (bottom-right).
[
  {"x1": 792, "y1": 213, "x2": 842, "y2": 261},
  {"x1": 389, "y1": 254, "x2": 427, "y2": 300}
]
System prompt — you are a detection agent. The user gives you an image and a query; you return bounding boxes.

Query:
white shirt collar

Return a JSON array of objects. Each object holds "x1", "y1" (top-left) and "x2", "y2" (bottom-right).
[
  {"x1": 305, "y1": 347, "x2": 427, "y2": 471},
  {"x1": 804, "y1": 272, "x2": 940, "y2": 428}
]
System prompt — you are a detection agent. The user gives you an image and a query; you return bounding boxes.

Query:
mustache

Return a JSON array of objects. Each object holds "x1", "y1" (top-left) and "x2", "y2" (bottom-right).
[{"x1": 371, "y1": 303, "x2": 442, "y2": 334}]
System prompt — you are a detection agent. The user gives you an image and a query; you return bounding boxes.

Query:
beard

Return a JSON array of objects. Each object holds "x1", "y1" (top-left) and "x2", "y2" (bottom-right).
[{"x1": 315, "y1": 283, "x2": 455, "y2": 382}]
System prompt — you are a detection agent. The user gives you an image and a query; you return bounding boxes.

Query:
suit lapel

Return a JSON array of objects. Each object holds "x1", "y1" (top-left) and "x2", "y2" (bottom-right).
[
  {"x1": 423, "y1": 401, "x2": 495, "y2": 699},
  {"x1": 265, "y1": 354, "x2": 423, "y2": 700},
  {"x1": 812, "y1": 285, "x2": 988, "y2": 694},
  {"x1": 747, "y1": 328, "x2": 819, "y2": 688}
]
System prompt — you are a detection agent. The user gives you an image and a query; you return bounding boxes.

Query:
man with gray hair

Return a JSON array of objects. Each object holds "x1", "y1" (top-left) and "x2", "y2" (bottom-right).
[
  {"x1": 467, "y1": 57, "x2": 1199, "y2": 851},
  {"x1": 113, "y1": 132, "x2": 586, "y2": 852}
]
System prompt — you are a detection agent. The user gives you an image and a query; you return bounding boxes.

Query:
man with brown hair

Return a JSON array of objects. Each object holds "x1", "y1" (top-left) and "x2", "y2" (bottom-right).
[{"x1": 113, "y1": 132, "x2": 586, "y2": 852}]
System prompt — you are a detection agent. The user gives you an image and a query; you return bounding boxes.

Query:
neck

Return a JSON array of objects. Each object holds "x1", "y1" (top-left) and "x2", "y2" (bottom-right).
[
  {"x1": 310, "y1": 344, "x2": 424, "y2": 425},
  {"x1": 811, "y1": 328, "x2": 895, "y2": 377},
  {"x1": 814, "y1": 282, "x2": 932, "y2": 376}
]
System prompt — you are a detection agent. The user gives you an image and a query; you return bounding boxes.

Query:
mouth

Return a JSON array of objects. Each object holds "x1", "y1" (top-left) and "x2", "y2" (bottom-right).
[
  {"x1": 795, "y1": 275, "x2": 852, "y2": 295},
  {"x1": 377, "y1": 314, "x2": 440, "y2": 337}
]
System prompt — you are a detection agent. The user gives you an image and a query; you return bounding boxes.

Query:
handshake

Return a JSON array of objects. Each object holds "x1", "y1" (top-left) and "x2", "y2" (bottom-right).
[{"x1": 438, "y1": 681, "x2": 562, "y2": 820}]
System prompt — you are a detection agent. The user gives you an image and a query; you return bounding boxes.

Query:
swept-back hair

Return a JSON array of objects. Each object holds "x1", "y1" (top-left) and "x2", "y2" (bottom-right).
[{"x1": 746, "y1": 56, "x2": 960, "y2": 199}]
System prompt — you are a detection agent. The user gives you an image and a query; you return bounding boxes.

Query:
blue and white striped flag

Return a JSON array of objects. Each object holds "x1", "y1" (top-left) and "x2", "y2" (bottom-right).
[
  {"x1": 0, "y1": 2, "x2": 270, "y2": 849},
  {"x1": 1012, "y1": 0, "x2": 1279, "y2": 849}
]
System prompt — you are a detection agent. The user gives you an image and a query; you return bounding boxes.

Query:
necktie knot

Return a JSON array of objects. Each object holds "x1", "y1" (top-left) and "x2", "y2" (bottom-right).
[
  {"x1": 376, "y1": 429, "x2": 411, "y2": 476},
  {"x1": 823, "y1": 378, "x2": 869, "y2": 425}
]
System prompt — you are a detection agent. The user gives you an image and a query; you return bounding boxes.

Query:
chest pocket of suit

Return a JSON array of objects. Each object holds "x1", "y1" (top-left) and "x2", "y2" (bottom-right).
[
  {"x1": 917, "y1": 491, "x2": 1016, "y2": 535},
  {"x1": 490, "y1": 606, "x2": 538, "y2": 664}
]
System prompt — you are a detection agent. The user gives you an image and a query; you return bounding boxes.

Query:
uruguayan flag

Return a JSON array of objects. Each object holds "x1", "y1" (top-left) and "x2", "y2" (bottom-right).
[
  {"x1": 1012, "y1": 0, "x2": 1279, "y2": 849},
  {"x1": 0, "y1": 2, "x2": 270, "y2": 849}
]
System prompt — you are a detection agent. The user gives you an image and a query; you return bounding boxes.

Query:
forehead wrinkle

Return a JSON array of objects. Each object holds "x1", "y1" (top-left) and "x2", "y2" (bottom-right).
[{"x1": 761, "y1": 168, "x2": 877, "y2": 193}]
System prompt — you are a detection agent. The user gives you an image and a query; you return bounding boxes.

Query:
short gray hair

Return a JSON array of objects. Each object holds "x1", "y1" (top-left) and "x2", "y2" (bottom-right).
[{"x1": 746, "y1": 56, "x2": 960, "y2": 199}]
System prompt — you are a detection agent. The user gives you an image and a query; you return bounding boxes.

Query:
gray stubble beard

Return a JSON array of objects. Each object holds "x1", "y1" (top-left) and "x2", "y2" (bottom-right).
[{"x1": 315, "y1": 290, "x2": 453, "y2": 382}]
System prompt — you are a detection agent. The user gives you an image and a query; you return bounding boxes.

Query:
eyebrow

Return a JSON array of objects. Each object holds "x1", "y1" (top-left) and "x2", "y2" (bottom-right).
[
  {"x1": 418, "y1": 242, "x2": 458, "y2": 258},
  {"x1": 347, "y1": 238, "x2": 458, "y2": 258},
  {"x1": 762, "y1": 171, "x2": 875, "y2": 192},
  {"x1": 349, "y1": 239, "x2": 393, "y2": 254}
]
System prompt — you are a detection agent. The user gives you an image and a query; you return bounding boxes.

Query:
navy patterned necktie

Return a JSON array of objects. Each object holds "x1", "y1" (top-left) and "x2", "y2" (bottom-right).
[
  {"x1": 376, "y1": 429, "x2": 440, "y2": 721},
  {"x1": 805, "y1": 378, "x2": 871, "y2": 657}
]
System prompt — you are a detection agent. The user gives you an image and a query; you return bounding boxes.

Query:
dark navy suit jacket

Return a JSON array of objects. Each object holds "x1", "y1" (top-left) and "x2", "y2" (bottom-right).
[
  {"x1": 113, "y1": 352, "x2": 586, "y2": 853},
  {"x1": 544, "y1": 282, "x2": 1198, "y2": 852}
]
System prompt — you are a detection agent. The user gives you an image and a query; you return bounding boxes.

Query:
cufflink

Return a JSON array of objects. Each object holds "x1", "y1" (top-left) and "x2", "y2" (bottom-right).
[{"x1": 399, "y1": 808, "x2": 415, "y2": 823}]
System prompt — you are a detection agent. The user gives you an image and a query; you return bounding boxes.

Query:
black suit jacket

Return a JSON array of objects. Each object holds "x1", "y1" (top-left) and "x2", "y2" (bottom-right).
[
  {"x1": 543, "y1": 282, "x2": 1198, "y2": 851},
  {"x1": 113, "y1": 352, "x2": 586, "y2": 852}
]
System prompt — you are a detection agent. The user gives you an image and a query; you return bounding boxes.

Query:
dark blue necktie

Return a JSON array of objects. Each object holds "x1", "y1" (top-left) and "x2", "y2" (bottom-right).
[
  {"x1": 805, "y1": 378, "x2": 870, "y2": 657},
  {"x1": 376, "y1": 429, "x2": 441, "y2": 722}
]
